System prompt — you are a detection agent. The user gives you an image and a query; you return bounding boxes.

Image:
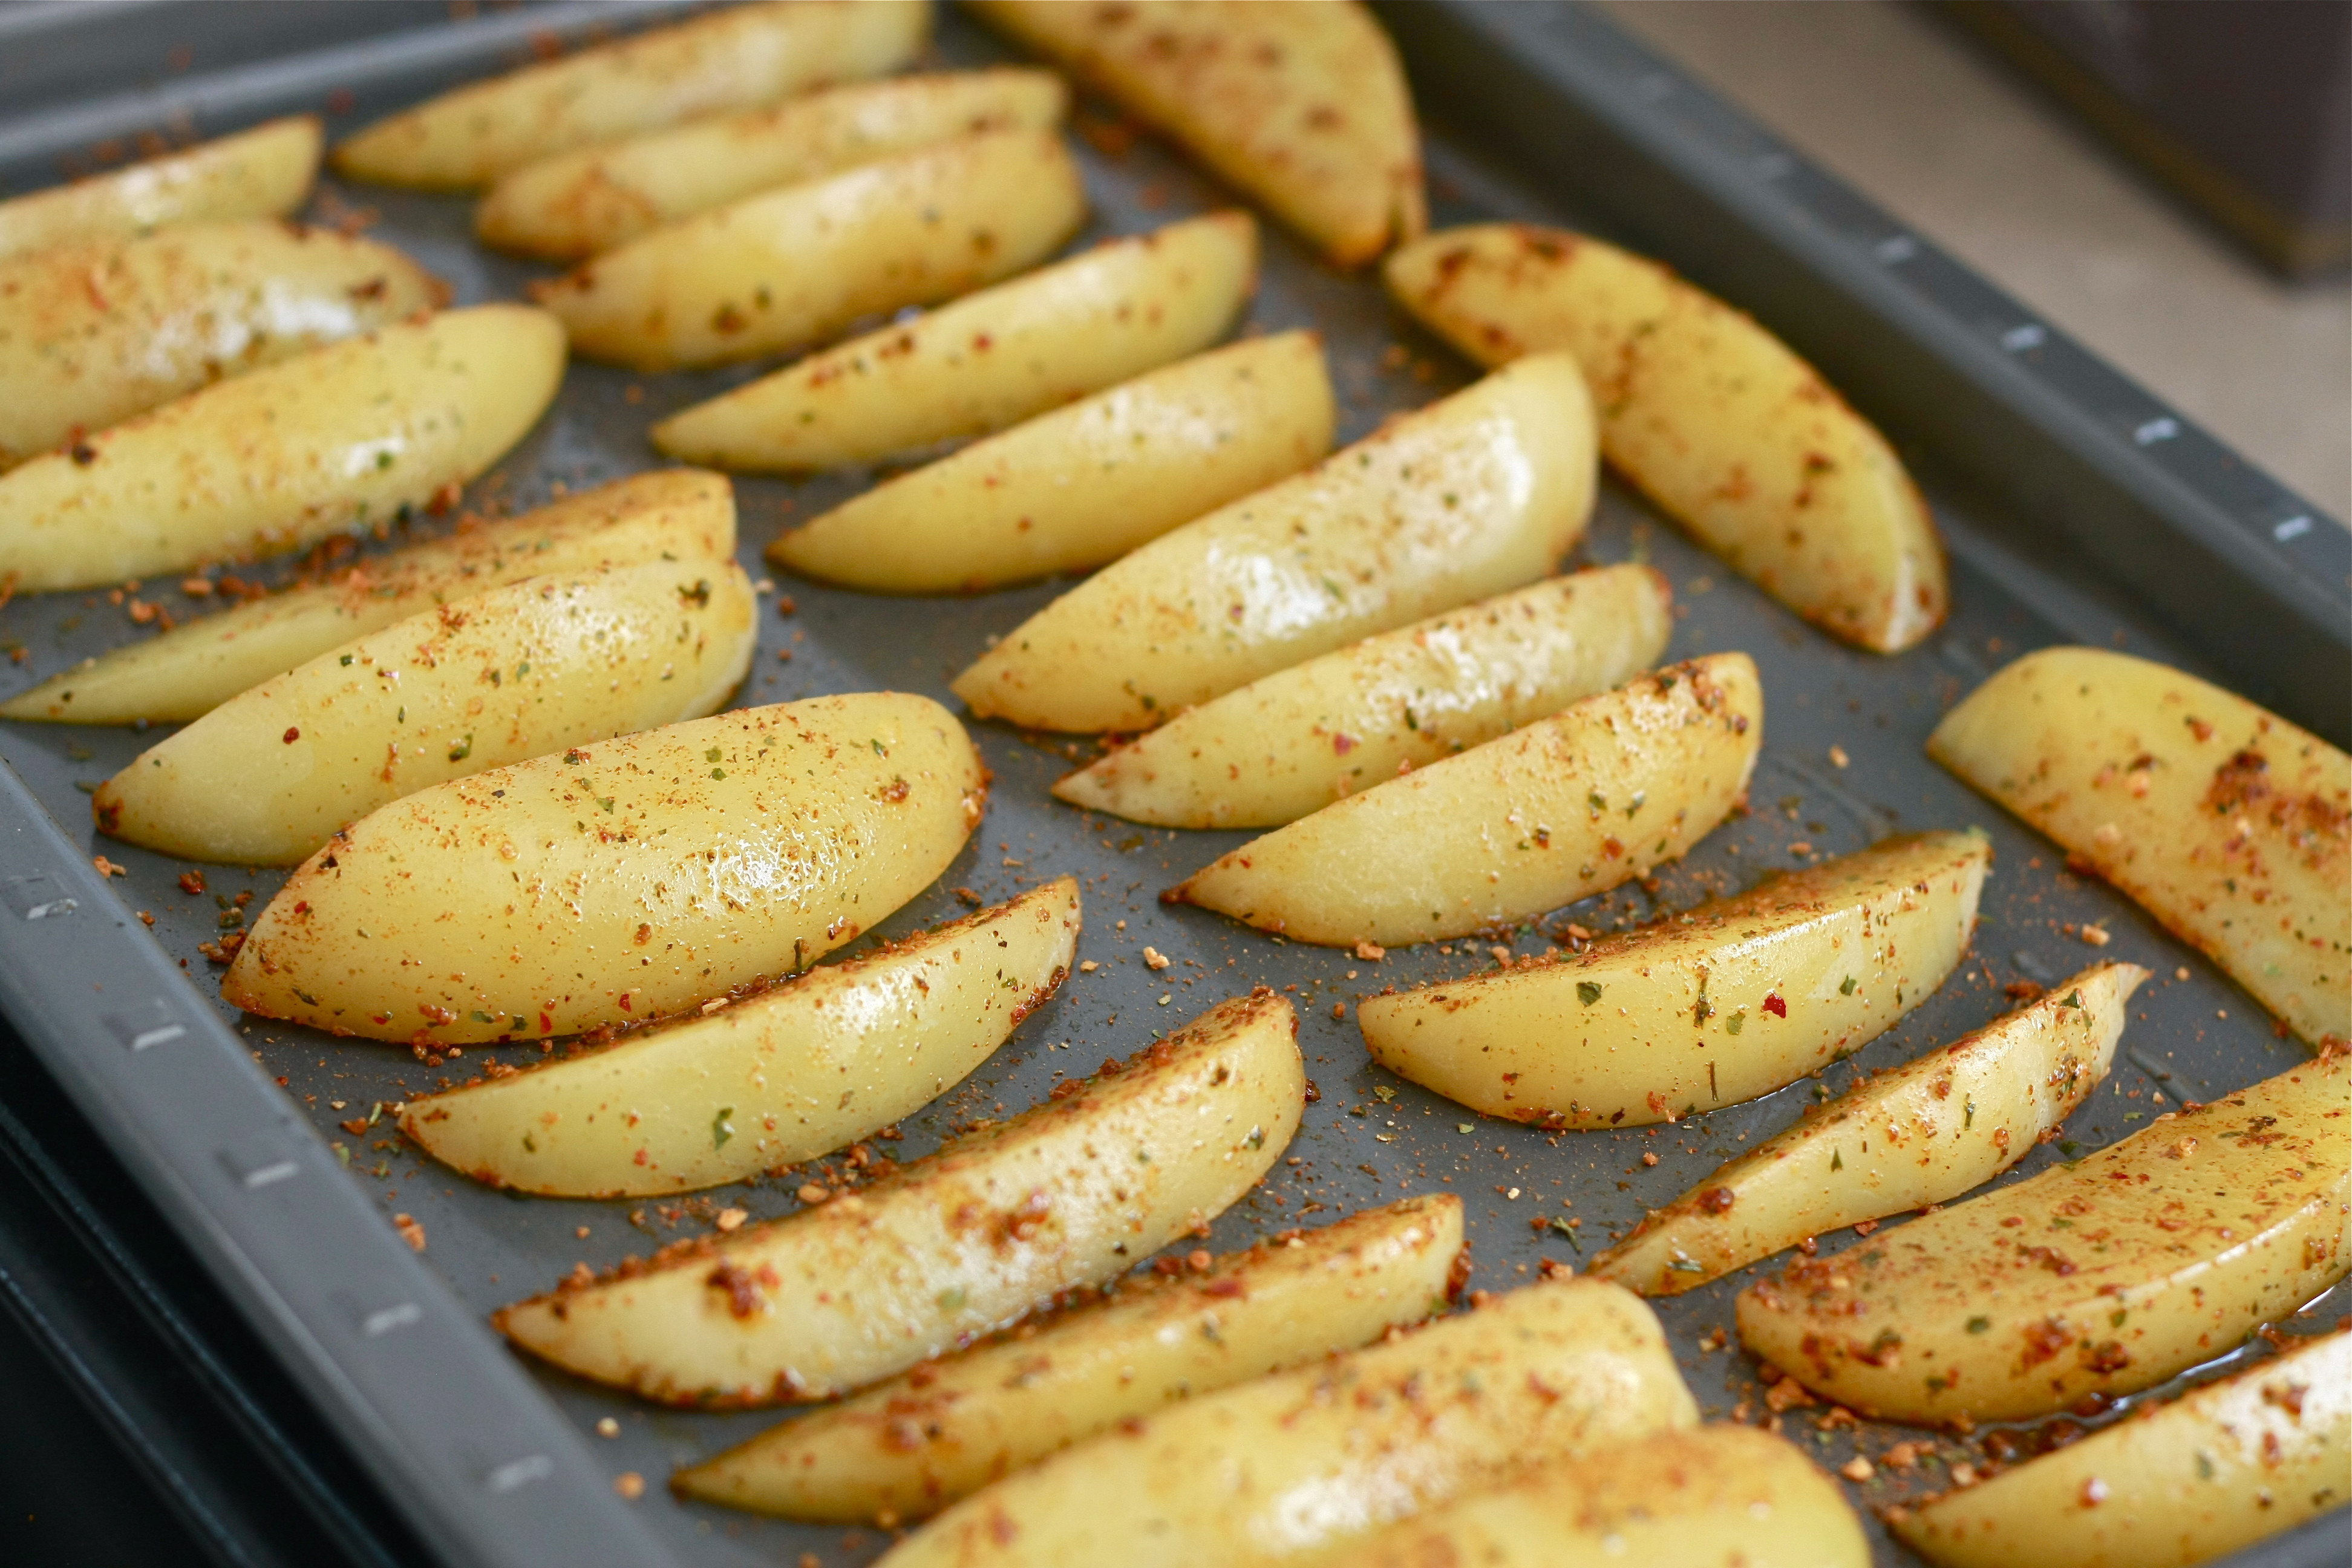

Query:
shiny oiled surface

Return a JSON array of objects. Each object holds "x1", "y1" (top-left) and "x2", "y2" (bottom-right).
[{"x1": 0, "y1": 116, "x2": 320, "y2": 260}]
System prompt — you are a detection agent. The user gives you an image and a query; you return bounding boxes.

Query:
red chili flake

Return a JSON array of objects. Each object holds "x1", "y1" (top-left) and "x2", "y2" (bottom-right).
[
  {"x1": 282, "y1": 727, "x2": 301, "y2": 743},
  {"x1": 1697, "y1": 1186, "x2": 1736, "y2": 1215},
  {"x1": 1762, "y1": 994, "x2": 1788, "y2": 1018},
  {"x1": 1332, "y1": 733, "x2": 1357, "y2": 756}
]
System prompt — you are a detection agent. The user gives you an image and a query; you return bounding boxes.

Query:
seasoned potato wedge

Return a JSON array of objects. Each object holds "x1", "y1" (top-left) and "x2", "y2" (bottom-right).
[
  {"x1": 402, "y1": 880, "x2": 1079, "y2": 1197},
  {"x1": 1359, "y1": 829, "x2": 1987, "y2": 1124},
  {"x1": 771, "y1": 333, "x2": 1333, "y2": 593},
  {"x1": 532, "y1": 129, "x2": 1085, "y2": 372},
  {"x1": 653, "y1": 211, "x2": 1258, "y2": 472},
  {"x1": 0, "y1": 304, "x2": 565, "y2": 592},
  {"x1": 677, "y1": 1195, "x2": 1465, "y2": 1523},
  {"x1": 1592, "y1": 963, "x2": 2145, "y2": 1295},
  {"x1": 953, "y1": 353, "x2": 1597, "y2": 734},
  {"x1": 223, "y1": 693, "x2": 986, "y2": 1044},
  {"x1": 496, "y1": 990, "x2": 1304, "y2": 1405},
  {"x1": 967, "y1": 0, "x2": 1423, "y2": 267},
  {"x1": 1930, "y1": 647, "x2": 2350, "y2": 1050},
  {"x1": 332, "y1": 0, "x2": 927, "y2": 191},
  {"x1": 1737, "y1": 1054, "x2": 2351, "y2": 1424},
  {"x1": 1056, "y1": 565, "x2": 1671, "y2": 828},
  {"x1": 1386, "y1": 224, "x2": 1947, "y2": 653},
  {"x1": 0, "y1": 116, "x2": 320, "y2": 260}
]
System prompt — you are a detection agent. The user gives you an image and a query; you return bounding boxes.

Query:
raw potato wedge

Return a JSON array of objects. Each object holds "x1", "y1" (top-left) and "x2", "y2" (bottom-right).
[
  {"x1": 1385, "y1": 224, "x2": 1947, "y2": 653},
  {"x1": 0, "y1": 117, "x2": 320, "y2": 261},
  {"x1": 0, "y1": 305, "x2": 566, "y2": 592},
  {"x1": 1359, "y1": 829, "x2": 1988, "y2": 1125},
  {"x1": 0, "y1": 469, "x2": 735, "y2": 726},
  {"x1": 532, "y1": 129, "x2": 1086, "y2": 372},
  {"x1": 496, "y1": 990, "x2": 1304, "y2": 1405},
  {"x1": 952, "y1": 353, "x2": 1598, "y2": 733},
  {"x1": 1056, "y1": 565, "x2": 1671, "y2": 828},
  {"x1": 771, "y1": 332, "x2": 1333, "y2": 593},
  {"x1": 678, "y1": 1195, "x2": 1466, "y2": 1523},
  {"x1": 1737, "y1": 1054, "x2": 2352, "y2": 1424},
  {"x1": 477, "y1": 69, "x2": 1069, "y2": 262},
  {"x1": 967, "y1": 0, "x2": 1423, "y2": 267},
  {"x1": 400, "y1": 880, "x2": 1080, "y2": 1197},
  {"x1": 223, "y1": 693, "x2": 986, "y2": 1044},
  {"x1": 332, "y1": 0, "x2": 927, "y2": 191},
  {"x1": 1170, "y1": 655, "x2": 1761, "y2": 949},
  {"x1": 1592, "y1": 962, "x2": 2145, "y2": 1295},
  {"x1": 1929, "y1": 647, "x2": 2351, "y2": 1049},
  {"x1": 654, "y1": 211, "x2": 1258, "y2": 472},
  {"x1": 875, "y1": 1277, "x2": 1697, "y2": 1568},
  {"x1": 1891, "y1": 1327, "x2": 2350, "y2": 1568}
]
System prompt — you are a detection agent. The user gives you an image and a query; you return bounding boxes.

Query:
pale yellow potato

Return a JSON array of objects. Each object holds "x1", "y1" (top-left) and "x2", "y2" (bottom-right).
[
  {"x1": 654, "y1": 211, "x2": 1258, "y2": 472},
  {"x1": 223, "y1": 693, "x2": 986, "y2": 1044},
  {"x1": 1056, "y1": 565, "x2": 1671, "y2": 828},
  {"x1": 332, "y1": 1, "x2": 927, "y2": 191},
  {"x1": 875, "y1": 1276, "x2": 1696, "y2": 1568},
  {"x1": 678, "y1": 1194, "x2": 1465, "y2": 1523},
  {"x1": 967, "y1": 0, "x2": 1423, "y2": 267},
  {"x1": 771, "y1": 333, "x2": 1332, "y2": 594},
  {"x1": 0, "y1": 117, "x2": 321, "y2": 261},
  {"x1": 953, "y1": 353, "x2": 1597, "y2": 734},
  {"x1": 1386, "y1": 224, "x2": 1947, "y2": 653},
  {"x1": 497, "y1": 989, "x2": 1304, "y2": 1405},
  {"x1": 1593, "y1": 962, "x2": 2145, "y2": 1296},
  {"x1": 478, "y1": 69, "x2": 1069, "y2": 262},
  {"x1": 0, "y1": 469, "x2": 734, "y2": 726},
  {"x1": 532, "y1": 129, "x2": 1085, "y2": 373},
  {"x1": 1930, "y1": 647, "x2": 2350, "y2": 1050},
  {"x1": 0, "y1": 305, "x2": 565, "y2": 592},
  {"x1": 1737, "y1": 1054, "x2": 2351, "y2": 1425},
  {"x1": 402, "y1": 879, "x2": 1080, "y2": 1197}
]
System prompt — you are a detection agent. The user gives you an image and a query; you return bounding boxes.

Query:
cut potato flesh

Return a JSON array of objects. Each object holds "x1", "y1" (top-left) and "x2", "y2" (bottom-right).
[
  {"x1": 402, "y1": 879, "x2": 1080, "y2": 1198},
  {"x1": 1385, "y1": 224, "x2": 1947, "y2": 653},
  {"x1": 495, "y1": 989, "x2": 1304, "y2": 1405},
  {"x1": 678, "y1": 1194, "x2": 1465, "y2": 1523},
  {"x1": 1737, "y1": 1054, "x2": 2351, "y2": 1425},
  {"x1": 654, "y1": 211, "x2": 1258, "y2": 472},
  {"x1": 223, "y1": 693, "x2": 986, "y2": 1044},
  {"x1": 953, "y1": 353, "x2": 1598, "y2": 734},
  {"x1": 0, "y1": 116, "x2": 321, "y2": 261},
  {"x1": 1929, "y1": 646, "x2": 2350, "y2": 1050},
  {"x1": 1056, "y1": 564, "x2": 1671, "y2": 828}
]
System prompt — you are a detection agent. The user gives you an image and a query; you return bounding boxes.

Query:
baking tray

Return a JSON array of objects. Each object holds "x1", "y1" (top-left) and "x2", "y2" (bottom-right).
[{"x1": 0, "y1": 4, "x2": 2343, "y2": 1566}]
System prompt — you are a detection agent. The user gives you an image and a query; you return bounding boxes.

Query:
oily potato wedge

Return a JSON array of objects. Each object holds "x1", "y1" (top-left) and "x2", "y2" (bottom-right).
[
  {"x1": 1737, "y1": 1053, "x2": 2351, "y2": 1425},
  {"x1": 0, "y1": 116, "x2": 321, "y2": 261},
  {"x1": 497, "y1": 989, "x2": 1304, "y2": 1405},
  {"x1": 953, "y1": 353, "x2": 1598, "y2": 733},
  {"x1": 1386, "y1": 224, "x2": 1947, "y2": 653},
  {"x1": 0, "y1": 304, "x2": 565, "y2": 592},
  {"x1": 771, "y1": 332, "x2": 1333, "y2": 594},
  {"x1": 1171, "y1": 654, "x2": 1760, "y2": 949},
  {"x1": 223, "y1": 693, "x2": 986, "y2": 1044},
  {"x1": 1930, "y1": 647, "x2": 2350, "y2": 1050},
  {"x1": 654, "y1": 211, "x2": 1259, "y2": 472},
  {"x1": 678, "y1": 1194, "x2": 1466, "y2": 1523},
  {"x1": 1056, "y1": 564, "x2": 1671, "y2": 828},
  {"x1": 1592, "y1": 962, "x2": 2145, "y2": 1295}
]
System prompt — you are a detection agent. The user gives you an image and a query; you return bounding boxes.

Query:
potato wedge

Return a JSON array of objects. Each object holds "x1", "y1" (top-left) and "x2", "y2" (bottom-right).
[
  {"x1": 1385, "y1": 224, "x2": 1947, "y2": 653},
  {"x1": 1592, "y1": 962, "x2": 2145, "y2": 1295},
  {"x1": 0, "y1": 304, "x2": 565, "y2": 592},
  {"x1": 966, "y1": 0, "x2": 1423, "y2": 267},
  {"x1": 223, "y1": 693, "x2": 986, "y2": 1044},
  {"x1": 1055, "y1": 565, "x2": 1671, "y2": 828},
  {"x1": 875, "y1": 1276, "x2": 1696, "y2": 1568},
  {"x1": 401, "y1": 879, "x2": 1079, "y2": 1197},
  {"x1": 677, "y1": 1194, "x2": 1465, "y2": 1523},
  {"x1": 332, "y1": 0, "x2": 927, "y2": 191},
  {"x1": 496, "y1": 989, "x2": 1304, "y2": 1405},
  {"x1": 952, "y1": 353, "x2": 1598, "y2": 734},
  {"x1": 653, "y1": 211, "x2": 1258, "y2": 472},
  {"x1": 770, "y1": 332, "x2": 1333, "y2": 594},
  {"x1": 1737, "y1": 1054, "x2": 2351, "y2": 1424},
  {"x1": 1929, "y1": 647, "x2": 2351, "y2": 1050},
  {"x1": 532, "y1": 129, "x2": 1085, "y2": 373},
  {"x1": 477, "y1": 68, "x2": 1070, "y2": 262},
  {"x1": 0, "y1": 117, "x2": 320, "y2": 261}
]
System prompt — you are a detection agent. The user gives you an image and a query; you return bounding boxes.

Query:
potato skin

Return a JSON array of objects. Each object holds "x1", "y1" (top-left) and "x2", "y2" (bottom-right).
[{"x1": 0, "y1": 117, "x2": 320, "y2": 261}]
